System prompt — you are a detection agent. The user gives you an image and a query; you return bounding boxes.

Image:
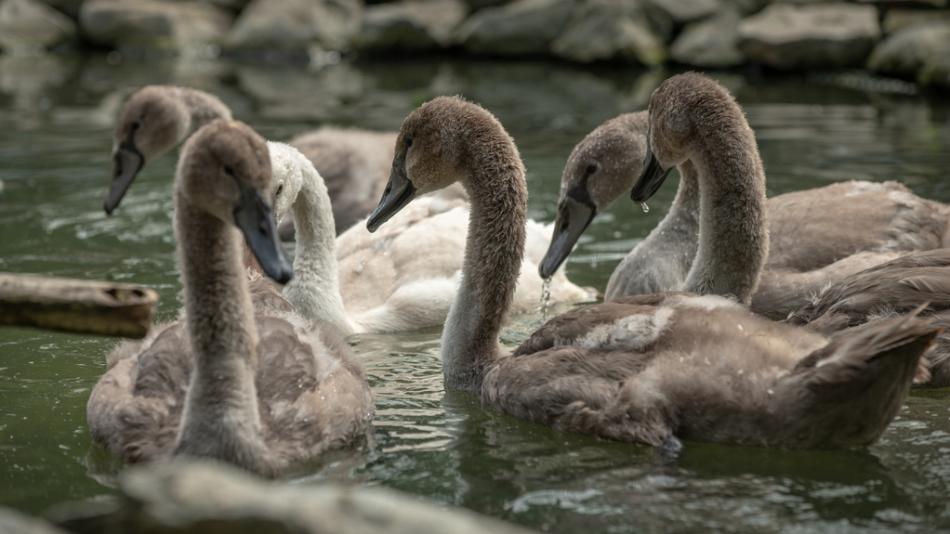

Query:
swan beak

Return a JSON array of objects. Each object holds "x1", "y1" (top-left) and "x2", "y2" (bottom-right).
[
  {"x1": 103, "y1": 143, "x2": 145, "y2": 215},
  {"x1": 367, "y1": 165, "x2": 416, "y2": 232},
  {"x1": 539, "y1": 197, "x2": 595, "y2": 279},
  {"x1": 631, "y1": 149, "x2": 672, "y2": 202},
  {"x1": 234, "y1": 184, "x2": 293, "y2": 284}
]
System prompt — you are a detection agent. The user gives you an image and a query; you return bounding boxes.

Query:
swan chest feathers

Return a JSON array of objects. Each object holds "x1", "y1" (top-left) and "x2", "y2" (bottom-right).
[{"x1": 88, "y1": 312, "x2": 373, "y2": 469}]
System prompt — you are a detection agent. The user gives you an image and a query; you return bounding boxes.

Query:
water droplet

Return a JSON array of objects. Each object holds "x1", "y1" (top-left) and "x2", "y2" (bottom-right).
[
  {"x1": 640, "y1": 202, "x2": 650, "y2": 214},
  {"x1": 540, "y1": 278, "x2": 552, "y2": 320}
]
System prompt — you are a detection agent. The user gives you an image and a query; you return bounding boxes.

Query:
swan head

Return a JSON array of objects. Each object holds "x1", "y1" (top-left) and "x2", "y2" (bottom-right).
[
  {"x1": 178, "y1": 120, "x2": 292, "y2": 284},
  {"x1": 367, "y1": 96, "x2": 470, "y2": 232},
  {"x1": 539, "y1": 111, "x2": 649, "y2": 279},
  {"x1": 265, "y1": 142, "x2": 307, "y2": 225},
  {"x1": 633, "y1": 72, "x2": 732, "y2": 203},
  {"x1": 105, "y1": 86, "x2": 190, "y2": 215}
]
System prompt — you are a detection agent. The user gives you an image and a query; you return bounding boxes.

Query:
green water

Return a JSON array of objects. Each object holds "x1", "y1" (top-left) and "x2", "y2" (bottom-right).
[{"x1": 2, "y1": 55, "x2": 950, "y2": 532}]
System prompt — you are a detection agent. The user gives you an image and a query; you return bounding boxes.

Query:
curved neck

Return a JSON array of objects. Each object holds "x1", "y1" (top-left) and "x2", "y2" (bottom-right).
[
  {"x1": 284, "y1": 164, "x2": 352, "y2": 334},
  {"x1": 685, "y1": 129, "x2": 768, "y2": 304},
  {"x1": 173, "y1": 87, "x2": 232, "y2": 143},
  {"x1": 442, "y1": 148, "x2": 527, "y2": 392},
  {"x1": 174, "y1": 195, "x2": 264, "y2": 452}
]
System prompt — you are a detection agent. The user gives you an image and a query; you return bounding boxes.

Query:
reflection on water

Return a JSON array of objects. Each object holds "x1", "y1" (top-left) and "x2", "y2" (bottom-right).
[{"x1": 1, "y1": 54, "x2": 950, "y2": 532}]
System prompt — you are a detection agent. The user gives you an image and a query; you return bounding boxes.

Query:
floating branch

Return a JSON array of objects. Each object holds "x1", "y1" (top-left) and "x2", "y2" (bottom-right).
[{"x1": 0, "y1": 273, "x2": 158, "y2": 339}]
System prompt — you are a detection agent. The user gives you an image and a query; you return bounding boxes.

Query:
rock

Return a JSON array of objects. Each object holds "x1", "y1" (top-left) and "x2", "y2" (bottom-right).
[
  {"x1": 456, "y1": 0, "x2": 574, "y2": 55},
  {"x1": 360, "y1": 0, "x2": 466, "y2": 51},
  {"x1": 883, "y1": 8, "x2": 950, "y2": 34},
  {"x1": 551, "y1": 0, "x2": 666, "y2": 65},
  {"x1": 645, "y1": 0, "x2": 719, "y2": 24},
  {"x1": 55, "y1": 460, "x2": 536, "y2": 534},
  {"x1": 225, "y1": 0, "x2": 362, "y2": 58},
  {"x1": 671, "y1": 9, "x2": 744, "y2": 67},
  {"x1": 79, "y1": 0, "x2": 231, "y2": 57},
  {"x1": 39, "y1": 0, "x2": 84, "y2": 18},
  {"x1": 919, "y1": 49, "x2": 950, "y2": 87},
  {"x1": 0, "y1": 507, "x2": 67, "y2": 534},
  {"x1": 868, "y1": 22, "x2": 950, "y2": 87},
  {"x1": 463, "y1": 0, "x2": 508, "y2": 10},
  {"x1": 0, "y1": 0, "x2": 76, "y2": 52},
  {"x1": 738, "y1": 3, "x2": 880, "y2": 68}
]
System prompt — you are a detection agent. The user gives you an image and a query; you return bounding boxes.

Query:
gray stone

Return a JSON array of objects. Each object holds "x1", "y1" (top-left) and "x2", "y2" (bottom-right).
[
  {"x1": 883, "y1": 8, "x2": 950, "y2": 34},
  {"x1": 868, "y1": 22, "x2": 950, "y2": 87},
  {"x1": 456, "y1": 0, "x2": 574, "y2": 55},
  {"x1": 80, "y1": 0, "x2": 231, "y2": 57},
  {"x1": 0, "y1": 508, "x2": 67, "y2": 534},
  {"x1": 551, "y1": 0, "x2": 666, "y2": 65},
  {"x1": 360, "y1": 0, "x2": 466, "y2": 51},
  {"x1": 225, "y1": 0, "x2": 362, "y2": 56},
  {"x1": 671, "y1": 9, "x2": 744, "y2": 68},
  {"x1": 738, "y1": 3, "x2": 881, "y2": 68},
  {"x1": 0, "y1": 0, "x2": 76, "y2": 52},
  {"x1": 646, "y1": 0, "x2": 719, "y2": 24},
  {"x1": 58, "y1": 460, "x2": 536, "y2": 534}
]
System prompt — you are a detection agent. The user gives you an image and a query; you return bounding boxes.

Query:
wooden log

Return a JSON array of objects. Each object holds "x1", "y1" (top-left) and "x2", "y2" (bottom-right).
[{"x1": 0, "y1": 273, "x2": 158, "y2": 339}]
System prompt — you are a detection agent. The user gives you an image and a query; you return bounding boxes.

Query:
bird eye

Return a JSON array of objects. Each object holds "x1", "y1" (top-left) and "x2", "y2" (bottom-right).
[
  {"x1": 223, "y1": 165, "x2": 235, "y2": 177},
  {"x1": 131, "y1": 120, "x2": 141, "y2": 132},
  {"x1": 586, "y1": 162, "x2": 599, "y2": 176},
  {"x1": 405, "y1": 137, "x2": 413, "y2": 148}
]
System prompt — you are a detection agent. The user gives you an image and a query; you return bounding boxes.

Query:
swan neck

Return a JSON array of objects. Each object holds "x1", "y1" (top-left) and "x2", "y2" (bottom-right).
[
  {"x1": 442, "y1": 151, "x2": 527, "y2": 391},
  {"x1": 175, "y1": 195, "x2": 263, "y2": 444},
  {"x1": 285, "y1": 165, "x2": 352, "y2": 334},
  {"x1": 687, "y1": 131, "x2": 768, "y2": 303}
]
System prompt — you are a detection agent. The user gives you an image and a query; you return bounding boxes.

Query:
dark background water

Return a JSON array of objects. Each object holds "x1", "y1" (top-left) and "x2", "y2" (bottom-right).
[{"x1": 2, "y1": 55, "x2": 950, "y2": 532}]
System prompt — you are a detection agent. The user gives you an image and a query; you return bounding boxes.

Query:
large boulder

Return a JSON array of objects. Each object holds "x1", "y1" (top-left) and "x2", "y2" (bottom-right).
[
  {"x1": 54, "y1": 460, "x2": 536, "y2": 534},
  {"x1": 0, "y1": 0, "x2": 76, "y2": 52},
  {"x1": 79, "y1": 0, "x2": 231, "y2": 57},
  {"x1": 868, "y1": 22, "x2": 950, "y2": 87},
  {"x1": 882, "y1": 8, "x2": 950, "y2": 34},
  {"x1": 671, "y1": 9, "x2": 744, "y2": 67},
  {"x1": 645, "y1": 0, "x2": 719, "y2": 25},
  {"x1": 359, "y1": 0, "x2": 466, "y2": 51},
  {"x1": 551, "y1": 0, "x2": 666, "y2": 65},
  {"x1": 225, "y1": 0, "x2": 362, "y2": 58},
  {"x1": 738, "y1": 3, "x2": 880, "y2": 68},
  {"x1": 456, "y1": 0, "x2": 574, "y2": 55}
]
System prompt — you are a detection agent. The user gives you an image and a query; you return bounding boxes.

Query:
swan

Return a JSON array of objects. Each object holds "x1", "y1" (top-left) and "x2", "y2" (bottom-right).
[
  {"x1": 540, "y1": 98, "x2": 949, "y2": 319},
  {"x1": 264, "y1": 142, "x2": 593, "y2": 335},
  {"x1": 365, "y1": 95, "x2": 937, "y2": 450},
  {"x1": 87, "y1": 120, "x2": 373, "y2": 475},
  {"x1": 102, "y1": 85, "x2": 464, "y2": 231}
]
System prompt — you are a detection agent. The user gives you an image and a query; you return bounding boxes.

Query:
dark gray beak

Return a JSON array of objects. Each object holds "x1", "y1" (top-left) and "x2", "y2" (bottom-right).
[
  {"x1": 104, "y1": 143, "x2": 145, "y2": 215},
  {"x1": 277, "y1": 217, "x2": 296, "y2": 242},
  {"x1": 631, "y1": 146, "x2": 672, "y2": 203},
  {"x1": 367, "y1": 162, "x2": 416, "y2": 232},
  {"x1": 539, "y1": 196, "x2": 596, "y2": 279},
  {"x1": 234, "y1": 184, "x2": 293, "y2": 284}
]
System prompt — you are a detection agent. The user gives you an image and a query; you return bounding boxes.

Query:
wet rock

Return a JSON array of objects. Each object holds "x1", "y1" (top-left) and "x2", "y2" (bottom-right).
[
  {"x1": 39, "y1": 0, "x2": 84, "y2": 18},
  {"x1": 225, "y1": 0, "x2": 362, "y2": 58},
  {"x1": 645, "y1": 0, "x2": 719, "y2": 24},
  {"x1": 456, "y1": 0, "x2": 573, "y2": 55},
  {"x1": 738, "y1": 3, "x2": 880, "y2": 68},
  {"x1": 882, "y1": 8, "x2": 950, "y2": 34},
  {"x1": 868, "y1": 22, "x2": 950, "y2": 87},
  {"x1": 359, "y1": 0, "x2": 466, "y2": 51},
  {"x1": 79, "y1": 0, "x2": 231, "y2": 57},
  {"x1": 58, "y1": 460, "x2": 536, "y2": 534},
  {"x1": 0, "y1": 0, "x2": 76, "y2": 52},
  {"x1": 671, "y1": 9, "x2": 743, "y2": 67},
  {"x1": 0, "y1": 507, "x2": 67, "y2": 534},
  {"x1": 551, "y1": 0, "x2": 666, "y2": 65}
]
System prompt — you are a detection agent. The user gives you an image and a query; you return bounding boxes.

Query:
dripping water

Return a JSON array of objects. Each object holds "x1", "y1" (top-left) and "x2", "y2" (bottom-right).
[
  {"x1": 540, "y1": 277, "x2": 552, "y2": 320},
  {"x1": 640, "y1": 202, "x2": 650, "y2": 213}
]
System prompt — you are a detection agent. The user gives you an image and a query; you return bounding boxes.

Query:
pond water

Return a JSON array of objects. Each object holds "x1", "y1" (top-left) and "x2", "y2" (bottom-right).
[{"x1": 2, "y1": 55, "x2": 950, "y2": 533}]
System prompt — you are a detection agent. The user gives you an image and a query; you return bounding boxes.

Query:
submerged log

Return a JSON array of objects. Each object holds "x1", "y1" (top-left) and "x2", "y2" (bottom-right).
[{"x1": 0, "y1": 273, "x2": 158, "y2": 339}]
